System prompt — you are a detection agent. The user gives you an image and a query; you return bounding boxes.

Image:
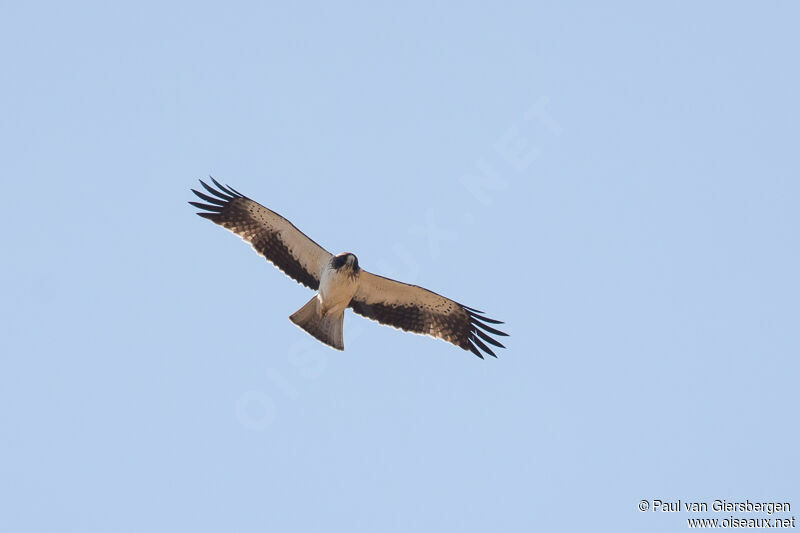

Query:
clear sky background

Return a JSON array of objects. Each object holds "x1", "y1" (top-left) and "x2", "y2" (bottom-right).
[{"x1": 1, "y1": 2, "x2": 798, "y2": 532}]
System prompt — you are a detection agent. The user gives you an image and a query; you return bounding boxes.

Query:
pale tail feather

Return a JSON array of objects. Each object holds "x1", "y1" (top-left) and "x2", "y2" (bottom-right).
[{"x1": 289, "y1": 296, "x2": 345, "y2": 350}]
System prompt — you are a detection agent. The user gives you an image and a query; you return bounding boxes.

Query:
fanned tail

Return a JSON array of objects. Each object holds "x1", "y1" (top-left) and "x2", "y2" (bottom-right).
[{"x1": 289, "y1": 296, "x2": 344, "y2": 350}]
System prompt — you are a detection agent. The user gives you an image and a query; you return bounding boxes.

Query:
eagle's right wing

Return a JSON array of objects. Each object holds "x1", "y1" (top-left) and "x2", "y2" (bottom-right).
[
  {"x1": 189, "y1": 179, "x2": 332, "y2": 290},
  {"x1": 349, "y1": 271, "x2": 507, "y2": 358}
]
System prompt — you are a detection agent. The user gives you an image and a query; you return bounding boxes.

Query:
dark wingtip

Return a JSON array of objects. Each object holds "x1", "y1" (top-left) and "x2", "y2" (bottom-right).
[
  {"x1": 464, "y1": 307, "x2": 504, "y2": 325},
  {"x1": 199, "y1": 178, "x2": 234, "y2": 201},
  {"x1": 474, "y1": 328, "x2": 505, "y2": 348},
  {"x1": 467, "y1": 341, "x2": 485, "y2": 359},
  {"x1": 211, "y1": 177, "x2": 240, "y2": 198},
  {"x1": 191, "y1": 189, "x2": 228, "y2": 206},
  {"x1": 189, "y1": 201, "x2": 224, "y2": 212},
  {"x1": 469, "y1": 313, "x2": 504, "y2": 325},
  {"x1": 470, "y1": 335, "x2": 496, "y2": 358},
  {"x1": 472, "y1": 320, "x2": 509, "y2": 337},
  {"x1": 462, "y1": 304, "x2": 508, "y2": 357},
  {"x1": 226, "y1": 184, "x2": 245, "y2": 197}
]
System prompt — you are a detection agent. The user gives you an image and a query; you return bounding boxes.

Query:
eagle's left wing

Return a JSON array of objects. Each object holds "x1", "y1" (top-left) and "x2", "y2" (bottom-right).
[
  {"x1": 189, "y1": 179, "x2": 332, "y2": 290},
  {"x1": 349, "y1": 271, "x2": 508, "y2": 358}
]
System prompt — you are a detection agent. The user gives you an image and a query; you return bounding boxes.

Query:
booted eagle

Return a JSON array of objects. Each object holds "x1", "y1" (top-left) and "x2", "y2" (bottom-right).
[{"x1": 189, "y1": 179, "x2": 508, "y2": 358}]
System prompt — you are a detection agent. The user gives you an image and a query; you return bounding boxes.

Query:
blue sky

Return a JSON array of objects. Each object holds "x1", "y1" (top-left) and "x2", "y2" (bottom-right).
[{"x1": 1, "y1": 2, "x2": 798, "y2": 532}]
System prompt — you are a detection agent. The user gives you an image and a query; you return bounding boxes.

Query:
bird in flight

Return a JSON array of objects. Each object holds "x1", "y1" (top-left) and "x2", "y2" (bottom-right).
[{"x1": 189, "y1": 179, "x2": 508, "y2": 358}]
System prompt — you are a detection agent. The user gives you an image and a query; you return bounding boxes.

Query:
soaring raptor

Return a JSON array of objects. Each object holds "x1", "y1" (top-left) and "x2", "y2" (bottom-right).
[{"x1": 189, "y1": 179, "x2": 508, "y2": 358}]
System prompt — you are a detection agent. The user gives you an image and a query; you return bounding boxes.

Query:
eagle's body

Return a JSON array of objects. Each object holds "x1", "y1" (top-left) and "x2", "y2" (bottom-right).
[
  {"x1": 190, "y1": 179, "x2": 507, "y2": 358},
  {"x1": 317, "y1": 253, "x2": 360, "y2": 318},
  {"x1": 287, "y1": 252, "x2": 361, "y2": 350}
]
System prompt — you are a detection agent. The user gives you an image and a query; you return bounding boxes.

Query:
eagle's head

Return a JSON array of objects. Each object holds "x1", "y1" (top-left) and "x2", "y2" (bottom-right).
[{"x1": 331, "y1": 252, "x2": 359, "y2": 272}]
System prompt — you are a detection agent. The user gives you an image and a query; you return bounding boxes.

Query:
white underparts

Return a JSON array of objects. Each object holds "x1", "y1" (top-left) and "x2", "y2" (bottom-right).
[{"x1": 318, "y1": 264, "x2": 359, "y2": 317}]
